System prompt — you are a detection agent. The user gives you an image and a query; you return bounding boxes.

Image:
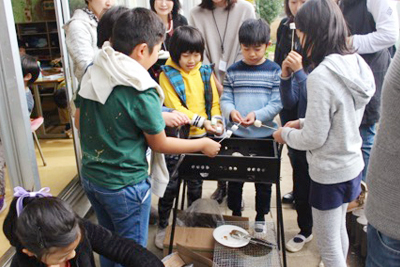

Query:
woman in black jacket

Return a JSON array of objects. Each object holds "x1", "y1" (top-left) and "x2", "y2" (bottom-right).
[{"x1": 3, "y1": 187, "x2": 164, "y2": 267}]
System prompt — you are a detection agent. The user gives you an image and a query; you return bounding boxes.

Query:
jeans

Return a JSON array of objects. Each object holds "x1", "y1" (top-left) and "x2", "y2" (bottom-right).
[
  {"x1": 359, "y1": 124, "x2": 376, "y2": 182},
  {"x1": 366, "y1": 224, "x2": 400, "y2": 267},
  {"x1": 288, "y1": 147, "x2": 313, "y2": 237},
  {"x1": 81, "y1": 177, "x2": 151, "y2": 267},
  {"x1": 227, "y1": 181, "x2": 272, "y2": 221}
]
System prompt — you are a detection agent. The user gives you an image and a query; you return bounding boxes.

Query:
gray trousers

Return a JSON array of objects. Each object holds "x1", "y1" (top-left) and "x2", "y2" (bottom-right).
[{"x1": 313, "y1": 203, "x2": 349, "y2": 267}]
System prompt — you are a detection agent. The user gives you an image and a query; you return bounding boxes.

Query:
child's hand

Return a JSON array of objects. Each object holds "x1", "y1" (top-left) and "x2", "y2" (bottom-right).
[
  {"x1": 200, "y1": 138, "x2": 221, "y2": 157},
  {"x1": 284, "y1": 119, "x2": 301, "y2": 129},
  {"x1": 230, "y1": 110, "x2": 244, "y2": 123},
  {"x1": 242, "y1": 112, "x2": 256, "y2": 127},
  {"x1": 162, "y1": 111, "x2": 190, "y2": 127},
  {"x1": 282, "y1": 51, "x2": 303, "y2": 78},
  {"x1": 204, "y1": 120, "x2": 217, "y2": 134},
  {"x1": 273, "y1": 127, "x2": 286, "y2": 144}
]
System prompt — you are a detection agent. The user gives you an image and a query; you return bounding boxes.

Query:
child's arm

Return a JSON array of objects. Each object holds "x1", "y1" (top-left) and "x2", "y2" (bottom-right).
[
  {"x1": 145, "y1": 131, "x2": 220, "y2": 157},
  {"x1": 220, "y1": 72, "x2": 240, "y2": 122},
  {"x1": 160, "y1": 72, "x2": 207, "y2": 129},
  {"x1": 84, "y1": 220, "x2": 164, "y2": 267},
  {"x1": 276, "y1": 72, "x2": 332, "y2": 151},
  {"x1": 280, "y1": 51, "x2": 307, "y2": 110},
  {"x1": 249, "y1": 71, "x2": 283, "y2": 125},
  {"x1": 209, "y1": 74, "x2": 224, "y2": 132}
]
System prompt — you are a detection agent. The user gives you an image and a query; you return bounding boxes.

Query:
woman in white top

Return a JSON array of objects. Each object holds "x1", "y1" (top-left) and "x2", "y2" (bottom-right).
[{"x1": 64, "y1": 0, "x2": 115, "y2": 82}]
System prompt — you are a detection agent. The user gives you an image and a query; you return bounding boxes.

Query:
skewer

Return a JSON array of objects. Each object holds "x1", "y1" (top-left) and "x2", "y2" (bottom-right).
[
  {"x1": 218, "y1": 122, "x2": 242, "y2": 143},
  {"x1": 254, "y1": 120, "x2": 278, "y2": 131},
  {"x1": 290, "y1": 22, "x2": 296, "y2": 51}
]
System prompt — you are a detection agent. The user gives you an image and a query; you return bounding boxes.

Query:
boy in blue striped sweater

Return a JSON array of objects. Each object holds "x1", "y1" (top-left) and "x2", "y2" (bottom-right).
[{"x1": 220, "y1": 18, "x2": 282, "y2": 228}]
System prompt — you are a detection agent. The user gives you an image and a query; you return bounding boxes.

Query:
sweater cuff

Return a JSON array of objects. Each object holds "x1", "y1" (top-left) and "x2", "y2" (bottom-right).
[
  {"x1": 191, "y1": 114, "x2": 206, "y2": 128},
  {"x1": 280, "y1": 75, "x2": 291, "y2": 81},
  {"x1": 299, "y1": 118, "x2": 305, "y2": 129},
  {"x1": 293, "y1": 69, "x2": 307, "y2": 83},
  {"x1": 281, "y1": 127, "x2": 292, "y2": 143}
]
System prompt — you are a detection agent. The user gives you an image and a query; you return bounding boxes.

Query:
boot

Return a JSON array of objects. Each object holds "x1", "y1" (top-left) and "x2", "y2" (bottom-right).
[{"x1": 210, "y1": 181, "x2": 227, "y2": 204}]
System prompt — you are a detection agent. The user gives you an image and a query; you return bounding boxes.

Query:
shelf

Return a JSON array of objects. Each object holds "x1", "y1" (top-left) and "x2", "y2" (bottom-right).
[
  {"x1": 20, "y1": 33, "x2": 48, "y2": 36},
  {"x1": 16, "y1": 21, "x2": 60, "y2": 63}
]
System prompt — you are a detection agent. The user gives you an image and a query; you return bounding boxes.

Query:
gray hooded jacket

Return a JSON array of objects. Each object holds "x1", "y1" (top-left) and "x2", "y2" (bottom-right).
[{"x1": 282, "y1": 53, "x2": 375, "y2": 184}]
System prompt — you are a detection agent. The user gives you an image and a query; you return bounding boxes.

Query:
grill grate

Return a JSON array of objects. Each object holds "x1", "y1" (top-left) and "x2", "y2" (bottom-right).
[{"x1": 213, "y1": 221, "x2": 282, "y2": 267}]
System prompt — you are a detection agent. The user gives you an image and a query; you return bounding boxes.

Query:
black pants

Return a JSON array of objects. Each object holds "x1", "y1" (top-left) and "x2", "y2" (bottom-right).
[
  {"x1": 158, "y1": 154, "x2": 202, "y2": 229},
  {"x1": 288, "y1": 147, "x2": 313, "y2": 236},
  {"x1": 227, "y1": 181, "x2": 272, "y2": 221}
]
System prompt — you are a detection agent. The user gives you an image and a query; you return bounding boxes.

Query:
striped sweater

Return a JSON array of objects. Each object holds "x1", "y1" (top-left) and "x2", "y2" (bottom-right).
[{"x1": 220, "y1": 60, "x2": 282, "y2": 138}]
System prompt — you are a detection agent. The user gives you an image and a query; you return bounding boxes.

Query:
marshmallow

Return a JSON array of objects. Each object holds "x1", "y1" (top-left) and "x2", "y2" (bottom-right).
[
  {"x1": 232, "y1": 152, "x2": 244, "y2": 157},
  {"x1": 290, "y1": 22, "x2": 296, "y2": 30},
  {"x1": 254, "y1": 120, "x2": 262, "y2": 128},
  {"x1": 211, "y1": 118, "x2": 217, "y2": 126},
  {"x1": 226, "y1": 130, "x2": 233, "y2": 138},
  {"x1": 216, "y1": 126, "x2": 223, "y2": 134},
  {"x1": 231, "y1": 124, "x2": 239, "y2": 131}
]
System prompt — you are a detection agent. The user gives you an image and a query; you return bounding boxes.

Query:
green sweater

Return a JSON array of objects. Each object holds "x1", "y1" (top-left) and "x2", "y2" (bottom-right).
[{"x1": 78, "y1": 86, "x2": 165, "y2": 189}]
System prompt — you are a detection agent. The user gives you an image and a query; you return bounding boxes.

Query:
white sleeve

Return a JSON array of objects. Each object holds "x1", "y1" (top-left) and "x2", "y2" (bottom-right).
[{"x1": 352, "y1": 0, "x2": 399, "y2": 54}]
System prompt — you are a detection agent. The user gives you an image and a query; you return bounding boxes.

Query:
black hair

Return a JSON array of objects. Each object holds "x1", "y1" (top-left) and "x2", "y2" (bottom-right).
[
  {"x1": 150, "y1": 0, "x2": 181, "y2": 19},
  {"x1": 295, "y1": 0, "x2": 353, "y2": 67},
  {"x1": 169, "y1": 26, "x2": 205, "y2": 66},
  {"x1": 3, "y1": 197, "x2": 82, "y2": 260},
  {"x1": 199, "y1": 0, "x2": 237, "y2": 11},
  {"x1": 21, "y1": 54, "x2": 40, "y2": 86},
  {"x1": 111, "y1": 8, "x2": 165, "y2": 56},
  {"x1": 18, "y1": 39, "x2": 26, "y2": 49},
  {"x1": 239, "y1": 18, "x2": 270, "y2": 47},
  {"x1": 97, "y1": 6, "x2": 129, "y2": 48}
]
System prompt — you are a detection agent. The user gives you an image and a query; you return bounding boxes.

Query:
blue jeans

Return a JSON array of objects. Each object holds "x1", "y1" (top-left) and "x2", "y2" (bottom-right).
[
  {"x1": 359, "y1": 124, "x2": 376, "y2": 181},
  {"x1": 366, "y1": 224, "x2": 400, "y2": 267},
  {"x1": 81, "y1": 177, "x2": 151, "y2": 267}
]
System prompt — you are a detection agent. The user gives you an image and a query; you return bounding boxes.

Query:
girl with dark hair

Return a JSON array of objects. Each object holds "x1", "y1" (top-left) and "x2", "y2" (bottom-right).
[
  {"x1": 190, "y1": 0, "x2": 255, "y2": 204},
  {"x1": 149, "y1": 0, "x2": 188, "y2": 51},
  {"x1": 97, "y1": 6, "x2": 128, "y2": 48},
  {"x1": 155, "y1": 25, "x2": 223, "y2": 249},
  {"x1": 275, "y1": 0, "x2": 315, "y2": 254},
  {"x1": 273, "y1": 0, "x2": 375, "y2": 266},
  {"x1": 3, "y1": 187, "x2": 164, "y2": 267}
]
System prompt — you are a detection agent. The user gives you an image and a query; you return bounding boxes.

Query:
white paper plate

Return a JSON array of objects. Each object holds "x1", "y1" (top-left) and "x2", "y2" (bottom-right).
[{"x1": 213, "y1": 225, "x2": 250, "y2": 248}]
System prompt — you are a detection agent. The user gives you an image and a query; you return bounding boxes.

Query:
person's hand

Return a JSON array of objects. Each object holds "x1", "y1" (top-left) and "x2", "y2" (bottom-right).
[
  {"x1": 230, "y1": 110, "x2": 244, "y2": 124},
  {"x1": 281, "y1": 51, "x2": 303, "y2": 78},
  {"x1": 162, "y1": 111, "x2": 190, "y2": 127},
  {"x1": 242, "y1": 112, "x2": 256, "y2": 127},
  {"x1": 284, "y1": 119, "x2": 301, "y2": 129},
  {"x1": 273, "y1": 127, "x2": 286, "y2": 144},
  {"x1": 204, "y1": 120, "x2": 217, "y2": 134},
  {"x1": 200, "y1": 138, "x2": 221, "y2": 157}
]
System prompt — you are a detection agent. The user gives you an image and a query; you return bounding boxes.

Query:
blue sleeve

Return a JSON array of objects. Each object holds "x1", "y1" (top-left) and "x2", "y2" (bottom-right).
[
  {"x1": 162, "y1": 106, "x2": 174, "y2": 113},
  {"x1": 254, "y1": 70, "x2": 283, "y2": 122},
  {"x1": 279, "y1": 69, "x2": 307, "y2": 110},
  {"x1": 220, "y1": 71, "x2": 236, "y2": 122}
]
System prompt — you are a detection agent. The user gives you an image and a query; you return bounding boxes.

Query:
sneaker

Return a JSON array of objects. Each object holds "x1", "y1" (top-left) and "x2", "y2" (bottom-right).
[
  {"x1": 319, "y1": 260, "x2": 324, "y2": 267},
  {"x1": 154, "y1": 227, "x2": 166, "y2": 250},
  {"x1": 286, "y1": 234, "x2": 313, "y2": 252},
  {"x1": 254, "y1": 221, "x2": 266, "y2": 233},
  {"x1": 282, "y1": 191, "x2": 294, "y2": 204},
  {"x1": 0, "y1": 198, "x2": 6, "y2": 214}
]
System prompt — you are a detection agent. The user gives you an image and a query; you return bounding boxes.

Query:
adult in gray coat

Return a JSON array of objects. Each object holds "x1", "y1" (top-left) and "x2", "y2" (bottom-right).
[{"x1": 365, "y1": 51, "x2": 400, "y2": 267}]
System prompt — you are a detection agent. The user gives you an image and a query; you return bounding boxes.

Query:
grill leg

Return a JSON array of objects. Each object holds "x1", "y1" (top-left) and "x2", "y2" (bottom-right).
[
  {"x1": 169, "y1": 176, "x2": 182, "y2": 255},
  {"x1": 276, "y1": 177, "x2": 287, "y2": 267},
  {"x1": 180, "y1": 180, "x2": 187, "y2": 210}
]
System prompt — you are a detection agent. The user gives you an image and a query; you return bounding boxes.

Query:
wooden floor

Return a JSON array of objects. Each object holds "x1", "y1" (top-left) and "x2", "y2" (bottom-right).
[{"x1": 0, "y1": 138, "x2": 77, "y2": 255}]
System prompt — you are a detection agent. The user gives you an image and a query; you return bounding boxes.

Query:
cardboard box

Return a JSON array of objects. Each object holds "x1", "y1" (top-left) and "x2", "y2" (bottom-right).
[
  {"x1": 162, "y1": 244, "x2": 214, "y2": 267},
  {"x1": 163, "y1": 213, "x2": 249, "y2": 259}
]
